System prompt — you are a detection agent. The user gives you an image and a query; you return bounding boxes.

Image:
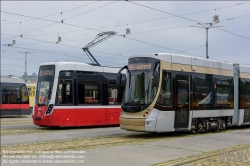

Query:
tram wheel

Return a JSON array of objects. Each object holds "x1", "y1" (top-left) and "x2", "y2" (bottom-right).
[
  {"x1": 191, "y1": 129, "x2": 198, "y2": 134},
  {"x1": 197, "y1": 122, "x2": 203, "y2": 133},
  {"x1": 214, "y1": 125, "x2": 220, "y2": 132}
]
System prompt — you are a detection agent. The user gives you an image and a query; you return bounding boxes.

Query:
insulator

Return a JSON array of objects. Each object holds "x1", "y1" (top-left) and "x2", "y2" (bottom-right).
[
  {"x1": 213, "y1": 15, "x2": 219, "y2": 23},
  {"x1": 58, "y1": 36, "x2": 62, "y2": 42},
  {"x1": 126, "y1": 28, "x2": 131, "y2": 35}
]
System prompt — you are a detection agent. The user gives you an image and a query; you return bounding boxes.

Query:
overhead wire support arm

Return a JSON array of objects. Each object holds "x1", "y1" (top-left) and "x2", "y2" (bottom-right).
[{"x1": 82, "y1": 31, "x2": 117, "y2": 66}]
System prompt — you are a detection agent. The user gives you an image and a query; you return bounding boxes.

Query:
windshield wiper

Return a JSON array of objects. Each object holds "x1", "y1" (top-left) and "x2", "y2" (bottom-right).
[{"x1": 44, "y1": 81, "x2": 53, "y2": 100}]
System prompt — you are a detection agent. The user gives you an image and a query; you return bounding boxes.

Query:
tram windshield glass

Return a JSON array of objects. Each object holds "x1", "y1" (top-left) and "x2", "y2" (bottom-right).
[
  {"x1": 35, "y1": 65, "x2": 55, "y2": 106},
  {"x1": 122, "y1": 57, "x2": 160, "y2": 112}
]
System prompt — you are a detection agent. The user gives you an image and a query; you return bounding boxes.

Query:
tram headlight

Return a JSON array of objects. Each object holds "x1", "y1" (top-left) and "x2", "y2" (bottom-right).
[{"x1": 46, "y1": 104, "x2": 54, "y2": 115}]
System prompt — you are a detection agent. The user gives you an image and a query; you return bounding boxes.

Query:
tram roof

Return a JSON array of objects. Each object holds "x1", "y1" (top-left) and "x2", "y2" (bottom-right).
[
  {"x1": 25, "y1": 83, "x2": 36, "y2": 86},
  {"x1": 0, "y1": 76, "x2": 25, "y2": 83},
  {"x1": 39, "y1": 61, "x2": 124, "y2": 74},
  {"x1": 40, "y1": 61, "x2": 90, "y2": 66},
  {"x1": 239, "y1": 65, "x2": 250, "y2": 74},
  {"x1": 129, "y1": 53, "x2": 250, "y2": 73}
]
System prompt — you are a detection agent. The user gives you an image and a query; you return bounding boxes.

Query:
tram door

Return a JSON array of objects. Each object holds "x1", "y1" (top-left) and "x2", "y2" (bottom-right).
[
  {"x1": 174, "y1": 75, "x2": 190, "y2": 129},
  {"x1": 76, "y1": 81, "x2": 105, "y2": 126}
]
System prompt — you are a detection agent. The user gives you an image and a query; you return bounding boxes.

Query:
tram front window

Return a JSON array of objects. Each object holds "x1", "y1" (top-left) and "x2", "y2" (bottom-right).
[
  {"x1": 122, "y1": 58, "x2": 160, "y2": 112},
  {"x1": 35, "y1": 65, "x2": 55, "y2": 106},
  {"x1": 36, "y1": 81, "x2": 54, "y2": 106}
]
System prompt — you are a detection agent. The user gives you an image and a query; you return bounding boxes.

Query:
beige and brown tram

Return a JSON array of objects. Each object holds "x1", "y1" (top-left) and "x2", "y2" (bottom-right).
[{"x1": 117, "y1": 53, "x2": 250, "y2": 132}]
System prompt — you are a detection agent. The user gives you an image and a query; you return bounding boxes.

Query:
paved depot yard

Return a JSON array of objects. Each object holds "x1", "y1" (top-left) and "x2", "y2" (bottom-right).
[
  {"x1": 1, "y1": 126, "x2": 250, "y2": 166},
  {"x1": 82, "y1": 129, "x2": 250, "y2": 166},
  {"x1": 0, "y1": 115, "x2": 33, "y2": 125}
]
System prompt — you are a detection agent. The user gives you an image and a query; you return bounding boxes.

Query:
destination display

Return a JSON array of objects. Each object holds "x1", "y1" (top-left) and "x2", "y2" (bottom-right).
[
  {"x1": 39, "y1": 66, "x2": 55, "y2": 76},
  {"x1": 128, "y1": 63, "x2": 152, "y2": 70}
]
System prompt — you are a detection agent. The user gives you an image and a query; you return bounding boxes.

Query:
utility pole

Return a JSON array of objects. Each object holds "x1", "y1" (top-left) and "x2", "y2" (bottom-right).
[
  {"x1": 18, "y1": 51, "x2": 35, "y2": 82},
  {"x1": 190, "y1": 15, "x2": 224, "y2": 59}
]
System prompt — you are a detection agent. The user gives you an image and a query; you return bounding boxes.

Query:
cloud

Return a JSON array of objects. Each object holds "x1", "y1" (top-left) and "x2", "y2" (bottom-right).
[{"x1": 1, "y1": 1, "x2": 250, "y2": 76}]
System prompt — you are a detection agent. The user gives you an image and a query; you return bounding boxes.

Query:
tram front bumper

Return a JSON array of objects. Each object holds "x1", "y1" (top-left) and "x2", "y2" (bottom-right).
[
  {"x1": 120, "y1": 117, "x2": 146, "y2": 131},
  {"x1": 32, "y1": 115, "x2": 50, "y2": 126}
]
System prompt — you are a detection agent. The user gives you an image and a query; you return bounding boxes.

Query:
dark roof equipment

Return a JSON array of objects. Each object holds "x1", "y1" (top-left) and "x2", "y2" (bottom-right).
[{"x1": 83, "y1": 31, "x2": 117, "y2": 66}]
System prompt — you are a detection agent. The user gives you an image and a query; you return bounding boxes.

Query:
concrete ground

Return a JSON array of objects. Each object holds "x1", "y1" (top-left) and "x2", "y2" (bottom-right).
[
  {"x1": 1, "y1": 126, "x2": 137, "y2": 145},
  {"x1": 1, "y1": 127, "x2": 250, "y2": 166},
  {"x1": 1, "y1": 123, "x2": 37, "y2": 129},
  {"x1": 83, "y1": 128, "x2": 250, "y2": 166},
  {"x1": 0, "y1": 115, "x2": 33, "y2": 125}
]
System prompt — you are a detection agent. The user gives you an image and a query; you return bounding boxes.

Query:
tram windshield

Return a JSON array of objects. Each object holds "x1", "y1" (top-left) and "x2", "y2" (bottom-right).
[
  {"x1": 122, "y1": 57, "x2": 160, "y2": 112},
  {"x1": 35, "y1": 65, "x2": 55, "y2": 106}
]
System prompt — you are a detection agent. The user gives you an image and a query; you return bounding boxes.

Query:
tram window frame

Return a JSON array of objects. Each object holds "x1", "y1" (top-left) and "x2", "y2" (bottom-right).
[
  {"x1": 192, "y1": 75, "x2": 213, "y2": 109},
  {"x1": 1, "y1": 83, "x2": 22, "y2": 104},
  {"x1": 109, "y1": 89, "x2": 112, "y2": 97},
  {"x1": 242, "y1": 79, "x2": 250, "y2": 122},
  {"x1": 77, "y1": 81, "x2": 102, "y2": 105},
  {"x1": 108, "y1": 83, "x2": 120, "y2": 105},
  {"x1": 244, "y1": 80, "x2": 250, "y2": 107},
  {"x1": 240, "y1": 79, "x2": 245, "y2": 109},
  {"x1": 214, "y1": 76, "x2": 234, "y2": 108},
  {"x1": 55, "y1": 79, "x2": 74, "y2": 105},
  {"x1": 156, "y1": 71, "x2": 172, "y2": 107}
]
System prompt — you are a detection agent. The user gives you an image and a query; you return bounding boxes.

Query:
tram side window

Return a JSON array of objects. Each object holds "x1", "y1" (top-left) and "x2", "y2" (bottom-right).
[
  {"x1": 109, "y1": 84, "x2": 119, "y2": 105},
  {"x1": 243, "y1": 81, "x2": 250, "y2": 123},
  {"x1": 245, "y1": 81, "x2": 250, "y2": 107},
  {"x1": 240, "y1": 79, "x2": 245, "y2": 109},
  {"x1": 1, "y1": 85, "x2": 21, "y2": 104},
  {"x1": 193, "y1": 76, "x2": 213, "y2": 108},
  {"x1": 21, "y1": 85, "x2": 29, "y2": 104},
  {"x1": 176, "y1": 76, "x2": 189, "y2": 105},
  {"x1": 215, "y1": 79, "x2": 233, "y2": 106},
  {"x1": 77, "y1": 81, "x2": 101, "y2": 104},
  {"x1": 56, "y1": 80, "x2": 73, "y2": 105},
  {"x1": 157, "y1": 71, "x2": 171, "y2": 106}
]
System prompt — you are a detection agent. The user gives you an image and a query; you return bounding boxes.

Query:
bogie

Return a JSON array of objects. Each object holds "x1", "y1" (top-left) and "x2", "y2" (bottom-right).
[{"x1": 192, "y1": 117, "x2": 230, "y2": 133}]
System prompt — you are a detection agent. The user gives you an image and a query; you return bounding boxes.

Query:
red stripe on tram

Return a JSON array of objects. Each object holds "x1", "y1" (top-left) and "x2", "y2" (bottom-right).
[{"x1": 0, "y1": 104, "x2": 30, "y2": 110}]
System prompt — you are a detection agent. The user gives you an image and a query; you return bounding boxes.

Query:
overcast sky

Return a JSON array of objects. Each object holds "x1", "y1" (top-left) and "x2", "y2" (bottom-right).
[{"x1": 1, "y1": 1, "x2": 250, "y2": 77}]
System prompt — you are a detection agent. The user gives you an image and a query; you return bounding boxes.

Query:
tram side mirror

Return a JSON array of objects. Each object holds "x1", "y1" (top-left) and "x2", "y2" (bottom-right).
[
  {"x1": 152, "y1": 72, "x2": 159, "y2": 87},
  {"x1": 117, "y1": 65, "x2": 128, "y2": 87},
  {"x1": 152, "y1": 62, "x2": 160, "y2": 87}
]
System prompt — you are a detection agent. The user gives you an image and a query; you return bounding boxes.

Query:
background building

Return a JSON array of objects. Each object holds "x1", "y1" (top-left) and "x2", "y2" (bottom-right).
[{"x1": 21, "y1": 73, "x2": 37, "y2": 82}]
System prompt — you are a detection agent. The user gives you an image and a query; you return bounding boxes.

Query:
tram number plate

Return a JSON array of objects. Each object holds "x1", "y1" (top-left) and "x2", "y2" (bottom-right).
[{"x1": 35, "y1": 116, "x2": 41, "y2": 121}]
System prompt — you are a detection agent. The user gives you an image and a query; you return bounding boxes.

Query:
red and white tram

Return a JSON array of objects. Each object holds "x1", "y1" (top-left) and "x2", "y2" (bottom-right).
[
  {"x1": 0, "y1": 76, "x2": 30, "y2": 116},
  {"x1": 32, "y1": 62, "x2": 125, "y2": 127}
]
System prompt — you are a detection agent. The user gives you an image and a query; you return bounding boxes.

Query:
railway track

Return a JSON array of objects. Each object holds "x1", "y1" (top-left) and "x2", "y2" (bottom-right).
[{"x1": 154, "y1": 143, "x2": 250, "y2": 166}]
